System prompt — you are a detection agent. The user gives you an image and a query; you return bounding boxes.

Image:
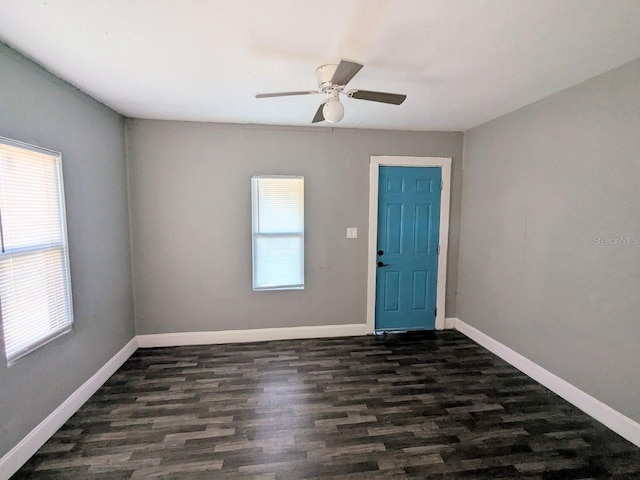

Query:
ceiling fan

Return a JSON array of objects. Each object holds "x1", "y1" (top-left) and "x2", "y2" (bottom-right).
[{"x1": 255, "y1": 60, "x2": 407, "y2": 124}]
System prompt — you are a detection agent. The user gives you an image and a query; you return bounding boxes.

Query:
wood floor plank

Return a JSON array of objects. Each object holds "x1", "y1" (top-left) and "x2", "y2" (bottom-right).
[{"x1": 11, "y1": 331, "x2": 640, "y2": 479}]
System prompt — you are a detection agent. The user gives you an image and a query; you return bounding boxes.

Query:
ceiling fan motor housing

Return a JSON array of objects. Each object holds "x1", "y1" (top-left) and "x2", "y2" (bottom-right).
[{"x1": 316, "y1": 64, "x2": 340, "y2": 91}]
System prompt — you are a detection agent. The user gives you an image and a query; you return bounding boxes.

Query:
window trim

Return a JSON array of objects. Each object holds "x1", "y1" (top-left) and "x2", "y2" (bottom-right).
[
  {"x1": 251, "y1": 175, "x2": 305, "y2": 291},
  {"x1": 0, "y1": 136, "x2": 74, "y2": 366}
]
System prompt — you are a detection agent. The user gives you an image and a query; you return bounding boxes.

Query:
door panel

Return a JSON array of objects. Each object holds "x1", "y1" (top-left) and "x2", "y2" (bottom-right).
[
  {"x1": 385, "y1": 204, "x2": 403, "y2": 254},
  {"x1": 375, "y1": 166, "x2": 441, "y2": 331},
  {"x1": 412, "y1": 270, "x2": 428, "y2": 310}
]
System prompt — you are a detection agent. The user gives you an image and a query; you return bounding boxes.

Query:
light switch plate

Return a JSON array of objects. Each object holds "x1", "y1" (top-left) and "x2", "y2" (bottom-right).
[{"x1": 346, "y1": 227, "x2": 358, "y2": 239}]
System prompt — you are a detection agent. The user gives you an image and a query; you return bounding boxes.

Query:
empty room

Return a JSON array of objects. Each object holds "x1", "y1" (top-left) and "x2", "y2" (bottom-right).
[{"x1": 0, "y1": 0, "x2": 639, "y2": 478}]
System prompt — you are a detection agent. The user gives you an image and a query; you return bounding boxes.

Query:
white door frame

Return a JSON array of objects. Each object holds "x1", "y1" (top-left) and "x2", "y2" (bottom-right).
[{"x1": 367, "y1": 155, "x2": 452, "y2": 333}]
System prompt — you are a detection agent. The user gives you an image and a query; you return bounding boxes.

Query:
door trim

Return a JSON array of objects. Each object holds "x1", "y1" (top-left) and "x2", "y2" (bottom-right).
[{"x1": 367, "y1": 156, "x2": 452, "y2": 333}]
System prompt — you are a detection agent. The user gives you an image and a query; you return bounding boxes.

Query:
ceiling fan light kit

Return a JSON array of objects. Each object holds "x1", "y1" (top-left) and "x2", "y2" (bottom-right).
[
  {"x1": 256, "y1": 60, "x2": 407, "y2": 124},
  {"x1": 322, "y1": 91, "x2": 344, "y2": 123}
]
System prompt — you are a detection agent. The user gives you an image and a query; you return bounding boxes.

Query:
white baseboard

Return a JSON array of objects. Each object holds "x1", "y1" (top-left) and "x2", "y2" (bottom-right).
[
  {"x1": 455, "y1": 319, "x2": 640, "y2": 448},
  {"x1": 136, "y1": 323, "x2": 369, "y2": 348},
  {"x1": 444, "y1": 317, "x2": 458, "y2": 329},
  {"x1": 0, "y1": 337, "x2": 138, "y2": 480}
]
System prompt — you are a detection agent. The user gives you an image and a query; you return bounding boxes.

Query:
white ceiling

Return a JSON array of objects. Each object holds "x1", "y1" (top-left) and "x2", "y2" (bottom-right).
[{"x1": 1, "y1": 0, "x2": 640, "y2": 131}]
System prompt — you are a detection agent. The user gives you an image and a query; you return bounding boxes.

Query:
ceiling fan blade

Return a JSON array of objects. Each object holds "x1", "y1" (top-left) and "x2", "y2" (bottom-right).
[
  {"x1": 348, "y1": 90, "x2": 407, "y2": 105},
  {"x1": 330, "y1": 60, "x2": 364, "y2": 86},
  {"x1": 256, "y1": 91, "x2": 319, "y2": 98},
  {"x1": 312, "y1": 103, "x2": 325, "y2": 123}
]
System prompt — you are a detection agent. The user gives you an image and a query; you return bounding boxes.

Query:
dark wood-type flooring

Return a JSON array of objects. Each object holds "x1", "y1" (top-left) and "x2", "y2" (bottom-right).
[{"x1": 12, "y1": 331, "x2": 640, "y2": 479}]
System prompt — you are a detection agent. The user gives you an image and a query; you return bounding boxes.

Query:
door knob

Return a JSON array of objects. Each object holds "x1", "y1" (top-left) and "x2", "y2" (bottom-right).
[{"x1": 377, "y1": 261, "x2": 389, "y2": 267}]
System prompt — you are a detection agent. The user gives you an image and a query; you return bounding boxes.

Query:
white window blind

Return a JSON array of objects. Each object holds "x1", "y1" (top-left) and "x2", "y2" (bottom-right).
[
  {"x1": 0, "y1": 137, "x2": 73, "y2": 364},
  {"x1": 251, "y1": 176, "x2": 304, "y2": 291}
]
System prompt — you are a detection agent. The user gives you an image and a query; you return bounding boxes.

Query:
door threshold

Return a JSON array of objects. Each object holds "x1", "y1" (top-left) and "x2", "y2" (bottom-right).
[{"x1": 374, "y1": 329, "x2": 436, "y2": 335}]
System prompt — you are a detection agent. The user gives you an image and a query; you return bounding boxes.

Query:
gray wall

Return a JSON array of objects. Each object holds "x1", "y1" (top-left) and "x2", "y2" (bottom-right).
[
  {"x1": 127, "y1": 121, "x2": 463, "y2": 334},
  {"x1": 458, "y1": 59, "x2": 640, "y2": 421},
  {"x1": 0, "y1": 44, "x2": 134, "y2": 456}
]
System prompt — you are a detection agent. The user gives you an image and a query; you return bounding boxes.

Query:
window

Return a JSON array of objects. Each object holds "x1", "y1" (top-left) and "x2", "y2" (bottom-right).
[
  {"x1": 251, "y1": 176, "x2": 304, "y2": 290},
  {"x1": 0, "y1": 137, "x2": 73, "y2": 365}
]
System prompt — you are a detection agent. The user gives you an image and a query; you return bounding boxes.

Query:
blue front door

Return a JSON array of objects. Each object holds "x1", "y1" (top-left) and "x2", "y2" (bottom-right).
[{"x1": 375, "y1": 166, "x2": 441, "y2": 331}]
